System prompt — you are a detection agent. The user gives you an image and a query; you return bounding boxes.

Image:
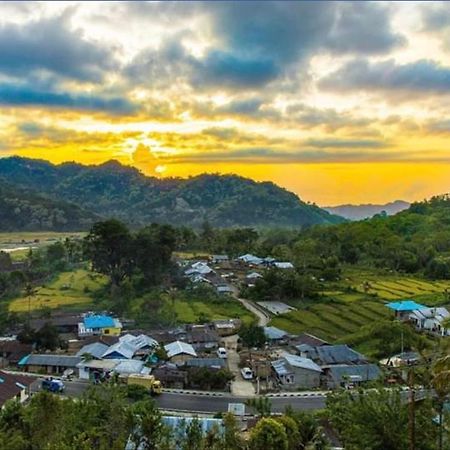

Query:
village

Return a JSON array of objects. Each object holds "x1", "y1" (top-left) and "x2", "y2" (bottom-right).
[{"x1": 0, "y1": 251, "x2": 447, "y2": 417}]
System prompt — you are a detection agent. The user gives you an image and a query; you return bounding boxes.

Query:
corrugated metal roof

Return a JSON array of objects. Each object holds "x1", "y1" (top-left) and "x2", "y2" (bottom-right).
[
  {"x1": 102, "y1": 341, "x2": 135, "y2": 359},
  {"x1": 309, "y1": 345, "x2": 367, "y2": 365},
  {"x1": 84, "y1": 315, "x2": 116, "y2": 329},
  {"x1": 114, "y1": 359, "x2": 146, "y2": 374},
  {"x1": 326, "y1": 364, "x2": 381, "y2": 383},
  {"x1": 20, "y1": 354, "x2": 81, "y2": 367},
  {"x1": 185, "y1": 358, "x2": 226, "y2": 369},
  {"x1": 283, "y1": 354, "x2": 322, "y2": 372},
  {"x1": 76, "y1": 342, "x2": 109, "y2": 359},
  {"x1": 264, "y1": 326, "x2": 288, "y2": 340},
  {"x1": 164, "y1": 341, "x2": 197, "y2": 358}
]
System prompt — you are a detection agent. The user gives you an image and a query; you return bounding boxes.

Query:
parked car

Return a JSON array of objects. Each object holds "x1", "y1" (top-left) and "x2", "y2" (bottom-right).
[
  {"x1": 241, "y1": 367, "x2": 253, "y2": 380},
  {"x1": 217, "y1": 347, "x2": 228, "y2": 359}
]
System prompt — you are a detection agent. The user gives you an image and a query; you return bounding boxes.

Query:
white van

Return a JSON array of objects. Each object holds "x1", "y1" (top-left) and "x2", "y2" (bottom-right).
[{"x1": 217, "y1": 347, "x2": 228, "y2": 359}]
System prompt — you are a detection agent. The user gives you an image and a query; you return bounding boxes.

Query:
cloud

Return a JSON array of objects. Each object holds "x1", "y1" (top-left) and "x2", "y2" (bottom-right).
[
  {"x1": 0, "y1": 13, "x2": 116, "y2": 82},
  {"x1": 319, "y1": 58, "x2": 450, "y2": 95},
  {"x1": 305, "y1": 138, "x2": 386, "y2": 149},
  {"x1": 0, "y1": 83, "x2": 137, "y2": 113}
]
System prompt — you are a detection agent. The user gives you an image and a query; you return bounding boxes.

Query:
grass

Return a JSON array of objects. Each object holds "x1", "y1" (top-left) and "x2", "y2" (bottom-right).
[
  {"x1": 0, "y1": 231, "x2": 85, "y2": 245},
  {"x1": 269, "y1": 266, "x2": 450, "y2": 356},
  {"x1": 8, "y1": 269, "x2": 107, "y2": 312},
  {"x1": 173, "y1": 297, "x2": 255, "y2": 325}
]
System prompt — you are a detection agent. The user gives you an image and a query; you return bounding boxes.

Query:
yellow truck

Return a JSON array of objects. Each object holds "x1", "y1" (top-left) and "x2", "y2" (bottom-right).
[{"x1": 124, "y1": 374, "x2": 163, "y2": 395}]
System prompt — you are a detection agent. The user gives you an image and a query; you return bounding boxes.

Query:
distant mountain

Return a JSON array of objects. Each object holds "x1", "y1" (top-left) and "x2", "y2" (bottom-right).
[
  {"x1": 0, "y1": 179, "x2": 100, "y2": 231},
  {"x1": 324, "y1": 200, "x2": 410, "y2": 221},
  {"x1": 0, "y1": 157, "x2": 344, "y2": 229}
]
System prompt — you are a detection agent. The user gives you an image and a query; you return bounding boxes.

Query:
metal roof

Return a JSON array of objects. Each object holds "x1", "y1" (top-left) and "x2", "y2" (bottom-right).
[
  {"x1": 19, "y1": 354, "x2": 81, "y2": 367},
  {"x1": 185, "y1": 358, "x2": 226, "y2": 369},
  {"x1": 76, "y1": 342, "x2": 109, "y2": 359},
  {"x1": 307, "y1": 345, "x2": 367, "y2": 365},
  {"x1": 84, "y1": 315, "x2": 116, "y2": 329},
  {"x1": 164, "y1": 341, "x2": 197, "y2": 358},
  {"x1": 386, "y1": 300, "x2": 426, "y2": 312},
  {"x1": 283, "y1": 354, "x2": 322, "y2": 372},
  {"x1": 119, "y1": 334, "x2": 159, "y2": 350},
  {"x1": 264, "y1": 326, "x2": 288, "y2": 340},
  {"x1": 326, "y1": 364, "x2": 381, "y2": 383},
  {"x1": 102, "y1": 341, "x2": 135, "y2": 359},
  {"x1": 114, "y1": 359, "x2": 146, "y2": 374}
]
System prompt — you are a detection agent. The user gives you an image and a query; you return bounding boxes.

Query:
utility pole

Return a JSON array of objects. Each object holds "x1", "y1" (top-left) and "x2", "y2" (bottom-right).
[{"x1": 408, "y1": 368, "x2": 416, "y2": 450}]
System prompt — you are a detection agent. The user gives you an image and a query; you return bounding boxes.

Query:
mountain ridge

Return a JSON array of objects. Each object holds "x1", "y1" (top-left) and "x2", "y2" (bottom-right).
[{"x1": 324, "y1": 200, "x2": 410, "y2": 221}]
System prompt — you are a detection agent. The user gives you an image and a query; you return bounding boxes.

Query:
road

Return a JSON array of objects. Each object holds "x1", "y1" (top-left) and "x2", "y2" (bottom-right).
[
  {"x1": 31, "y1": 378, "x2": 326, "y2": 413},
  {"x1": 236, "y1": 297, "x2": 270, "y2": 327}
]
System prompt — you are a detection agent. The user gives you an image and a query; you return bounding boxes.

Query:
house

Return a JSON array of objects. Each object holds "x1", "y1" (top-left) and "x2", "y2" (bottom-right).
[
  {"x1": 185, "y1": 325, "x2": 219, "y2": 351},
  {"x1": 0, "y1": 371, "x2": 34, "y2": 408},
  {"x1": 291, "y1": 333, "x2": 328, "y2": 348},
  {"x1": 119, "y1": 334, "x2": 159, "y2": 356},
  {"x1": 409, "y1": 307, "x2": 450, "y2": 336},
  {"x1": 386, "y1": 300, "x2": 426, "y2": 320},
  {"x1": 271, "y1": 353, "x2": 322, "y2": 389},
  {"x1": 0, "y1": 339, "x2": 33, "y2": 368},
  {"x1": 211, "y1": 255, "x2": 229, "y2": 264},
  {"x1": 185, "y1": 358, "x2": 226, "y2": 370},
  {"x1": 273, "y1": 262, "x2": 294, "y2": 269},
  {"x1": 19, "y1": 354, "x2": 81, "y2": 375},
  {"x1": 213, "y1": 319, "x2": 241, "y2": 336},
  {"x1": 76, "y1": 342, "x2": 109, "y2": 360},
  {"x1": 264, "y1": 326, "x2": 289, "y2": 344},
  {"x1": 102, "y1": 341, "x2": 135, "y2": 359},
  {"x1": 114, "y1": 359, "x2": 149, "y2": 376},
  {"x1": 324, "y1": 363, "x2": 381, "y2": 389},
  {"x1": 237, "y1": 254, "x2": 263, "y2": 265},
  {"x1": 77, "y1": 359, "x2": 119, "y2": 381},
  {"x1": 298, "y1": 344, "x2": 367, "y2": 366},
  {"x1": 185, "y1": 262, "x2": 214, "y2": 277},
  {"x1": 152, "y1": 364, "x2": 188, "y2": 389},
  {"x1": 78, "y1": 314, "x2": 122, "y2": 338},
  {"x1": 164, "y1": 341, "x2": 197, "y2": 364},
  {"x1": 30, "y1": 314, "x2": 81, "y2": 335}
]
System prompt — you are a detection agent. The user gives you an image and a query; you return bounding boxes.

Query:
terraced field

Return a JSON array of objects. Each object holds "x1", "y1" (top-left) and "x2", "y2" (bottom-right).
[{"x1": 9, "y1": 269, "x2": 106, "y2": 312}]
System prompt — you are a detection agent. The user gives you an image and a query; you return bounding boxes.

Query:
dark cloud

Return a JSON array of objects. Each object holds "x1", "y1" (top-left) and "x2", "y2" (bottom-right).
[
  {"x1": 0, "y1": 13, "x2": 116, "y2": 82},
  {"x1": 217, "y1": 98, "x2": 264, "y2": 115},
  {"x1": 0, "y1": 84, "x2": 137, "y2": 113},
  {"x1": 305, "y1": 138, "x2": 386, "y2": 149},
  {"x1": 319, "y1": 58, "x2": 450, "y2": 94}
]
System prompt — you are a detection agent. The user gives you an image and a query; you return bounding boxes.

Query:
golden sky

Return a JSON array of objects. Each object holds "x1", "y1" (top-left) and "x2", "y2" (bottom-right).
[{"x1": 1, "y1": 1, "x2": 450, "y2": 205}]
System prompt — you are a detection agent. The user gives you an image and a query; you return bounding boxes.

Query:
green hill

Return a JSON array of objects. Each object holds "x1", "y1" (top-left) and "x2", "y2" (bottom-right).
[{"x1": 0, "y1": 157, "x2": 344, "y2": 228}]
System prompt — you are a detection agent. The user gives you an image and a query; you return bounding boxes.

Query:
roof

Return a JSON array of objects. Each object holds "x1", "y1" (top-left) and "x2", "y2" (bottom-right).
[
  {"x1": 162, "y1": 416, "x2": 223, "y2": 434},
  {"x1": 238, "y1": 254, "x2": 263, "y2": 264},
  {"x1": 326, "y1": 364, "x2": 381, "y2": 383},
  {"x1": 246, "y1": 272, "x2": 262, "y2": 279},
  {"x1": 119, "y1": 333, "x2": 158, "y2": 350},
  {"x1": 83, "y1": 315, "x2": 116, "y2": 329},
  {"x1": 212, "y1": 254, "x2": 229, "y2": 260},
  {"x1": 410, "y1": 307, "x2": 450, "y2": 321},
  {"x1": 305, "y1": 345, "x2": 367, "y2": 365},
  {"x1": 77, "y1": 359, "x2": 119, "y2": 370},
  {"x1": 264, "y1": 326, "x2": 288, "y2": 340},
  {"x1": 216, "y1": 284, "x2": 233, "y2": 293},
  {"x1": 76, "y1": 342, "x2": 109, "y2": 359},
  {"x1": 19, "y1": 354, "x2": 81, "y2": 367},
  {"x1": 0, "y1": 340, "x2": 33, "y2": 363},
  {"x1": 114, "y1": 359, "x2": 146, "y2": 374},
  {"x1": 386, "y1": 300, "x2": 426, "y2": 312},
  {"x1": 0, "y1": 371, "x2": 34, "y2": 407},
  {"x1": 185, "y1": 358, "x2": 226, "y2": 369},
  {"x1": 293, "y1": 333, "x2": 328, "y2": 347},
  {"x1": 102, "y1": 341, "x2": 135, "y2": 359},
  {"x1": 283, "y1": 354, "x2": 322, "y2": 372},
  {"x1": 273, "y1": 262, "x2": 294, "y2": 269},
  {"x1": 164, "y1": 341, "x2": 197, "y2": 358}
]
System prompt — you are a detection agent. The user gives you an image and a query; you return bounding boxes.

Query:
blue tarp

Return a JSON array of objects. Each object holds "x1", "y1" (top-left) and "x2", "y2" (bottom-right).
[{"x1": 386, "y1": 301, "x2": 426, "y2": 312}]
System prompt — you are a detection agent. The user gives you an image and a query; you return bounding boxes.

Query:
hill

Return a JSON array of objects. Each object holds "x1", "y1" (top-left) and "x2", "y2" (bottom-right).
[
  {"x1": 0, "y1": 157, "x2": 344, "y2": 228},
  {"x1": 0, "y1": 179, "x2": 99, "y2": 231},
  {"x1": 324, "y1": 200, "x2": 410, "y2": 220}
]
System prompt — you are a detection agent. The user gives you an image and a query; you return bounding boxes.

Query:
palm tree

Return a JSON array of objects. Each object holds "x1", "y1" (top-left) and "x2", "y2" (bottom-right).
[{"x1": 431, "y1": 354, "x2": 450, "y2": 450}]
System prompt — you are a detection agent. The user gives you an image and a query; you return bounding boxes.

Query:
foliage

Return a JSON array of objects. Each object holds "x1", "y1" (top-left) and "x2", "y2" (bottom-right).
[
  {"x1": 248, "y1": 418, "x2": 288, "y2": 450},
  {"x1": 188, "y1": 367, "x2": 234, "y2": 390},
  {"x1": 246, "y1": 397, "x2": 272, "y2": 417},
  {"x1": 239, "y1": 324, "x2": 266, "y2": 349}
]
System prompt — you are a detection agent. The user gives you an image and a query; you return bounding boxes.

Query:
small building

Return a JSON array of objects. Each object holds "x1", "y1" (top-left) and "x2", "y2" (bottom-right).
[
  {"x1": 323, "y1": 363, "x2": 381, "y2": 389},
  {"x1": 211, "y1": 255, "x2": 229, "y2": 264},
  {"x1": 185, "y1": 262, "x2": 214, "y2": 277},
  {"x1": 216, "y1": 284, "x2": 234, "y2": 295},
  {"x1": 213, "y1": 319, "x2": 241, "y2": 336},
  {"x1": 19, "y1": 354, "x2": 81, "y2": 375},
  {"x1": 386, "y1": 300, "x2": 426, "y2": 320},
  {"x1": 237, "y1": 254, "x2": 263, "y2": 265},
  {"x1": 0, "y1": 371, "x2": 34, "y2": 408},
  {"x1": 264, "y1": 326, "x2": 289, "y2": 344},
  {"x1": 409, "y1": 307, "x2": 450, "y2": 336},
  {"x1": 78, "y1": 315, "x2": 122, "y2": 338},
  {"x1": 114, "y1": 359, "x2": 149, "y2": 376},
  {"x1": 102, "y1": 341, "x2": 135, "y2": 360},
  {"x1": 246, "y1": 272, "x2": 263, "y2": 280},
  {"x1": 272, "y1": 354, "x2": 322, "y2": 389},
  {"x1": 77, "y1": 359, "x2": 118, "y2": 381},
  {"x1": 185, "y1": 325, "x2": 219, "y2": 351},
  {"x1": 164, "y1": 341, "x2": 197, "y2": 364},
  {"x1": 0, "y1": 339, "x2": 33, "y2": 368}
]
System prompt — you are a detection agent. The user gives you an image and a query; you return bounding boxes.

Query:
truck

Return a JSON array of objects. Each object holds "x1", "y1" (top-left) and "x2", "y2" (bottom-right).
[
  {"x1": 122, "y1": 374, "x2": 162, "y2": 395},
  {"x1": 41, "y1": 378, "x2": 65, "y2": 393}
]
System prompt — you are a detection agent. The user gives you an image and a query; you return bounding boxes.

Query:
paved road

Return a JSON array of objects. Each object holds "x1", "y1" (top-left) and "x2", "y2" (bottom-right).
[
  {"x1": 31, "y1": 378, "x2": 326, "y2": 413},
  {"x1": 236, "y1": 297, "x2": 270, "y2": 327}
]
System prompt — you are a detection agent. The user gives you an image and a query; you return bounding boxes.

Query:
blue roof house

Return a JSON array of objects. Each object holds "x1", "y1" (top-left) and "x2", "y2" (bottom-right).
[
  {"x1": 78, "y1": 315, "x2": 123, "y2": 337},
  {"x1": 386, "y1": 300, "x2": 426, "y2": 319}
]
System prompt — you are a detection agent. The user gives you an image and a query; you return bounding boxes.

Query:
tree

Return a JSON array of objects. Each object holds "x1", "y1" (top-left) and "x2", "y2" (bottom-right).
[
  {"x1": 35, "y1": 322, "x2": 61, "y2": 351},
  {"x1": 182, "y1": 418, "x2": 204, "y2": 450},
  {"x1": 249, "y1": 417, "x2": 288, "y2": 450},
  {"x1": 84, "y1": 220, "x2": 133, "y2": 287},
  {"x1": 239, "y1": 324, "x2": 266, "y2": 349},
  {"x1": 432, "y1": 354, "x2": 450, "y2": 450}
]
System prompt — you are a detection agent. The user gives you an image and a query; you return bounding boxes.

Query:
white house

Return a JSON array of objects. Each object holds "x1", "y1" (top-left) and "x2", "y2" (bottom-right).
[{"x1": 409, "y1": 307, "x2": 450, "y2": 336}]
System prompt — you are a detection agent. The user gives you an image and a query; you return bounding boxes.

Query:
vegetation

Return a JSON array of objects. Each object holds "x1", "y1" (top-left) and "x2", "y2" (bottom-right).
[{"x1": 0, "y1": 157, "x2": 343, "y2": 229}]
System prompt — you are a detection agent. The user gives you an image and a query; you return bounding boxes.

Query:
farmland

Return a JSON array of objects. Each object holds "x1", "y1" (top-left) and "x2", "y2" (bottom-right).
[
  {"x1": 8, "y1": 269, "x2": 106, "y2": 312},
  {"x1": 270, "y1": 267, "x2": 450, "y2": 348}
]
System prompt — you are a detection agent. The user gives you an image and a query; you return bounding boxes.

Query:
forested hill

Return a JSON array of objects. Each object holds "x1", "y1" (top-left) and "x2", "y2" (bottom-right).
[
  {"x1": 0, "y1": 157, "x2": 344, "y2": 228},
  {"x1": 0, "y1": 179, "x2": 100, "y2": 231}
]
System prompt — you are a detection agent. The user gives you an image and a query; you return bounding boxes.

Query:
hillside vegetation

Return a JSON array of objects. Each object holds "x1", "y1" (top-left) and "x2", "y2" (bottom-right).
[{"x1": 0, "y1": 157, "x2": 344, "y2": 229}]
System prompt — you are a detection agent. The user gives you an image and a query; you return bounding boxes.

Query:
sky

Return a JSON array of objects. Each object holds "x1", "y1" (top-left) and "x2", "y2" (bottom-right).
[{"x1": 1, "y1": 1, "x2": 450, "y2": 206}]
